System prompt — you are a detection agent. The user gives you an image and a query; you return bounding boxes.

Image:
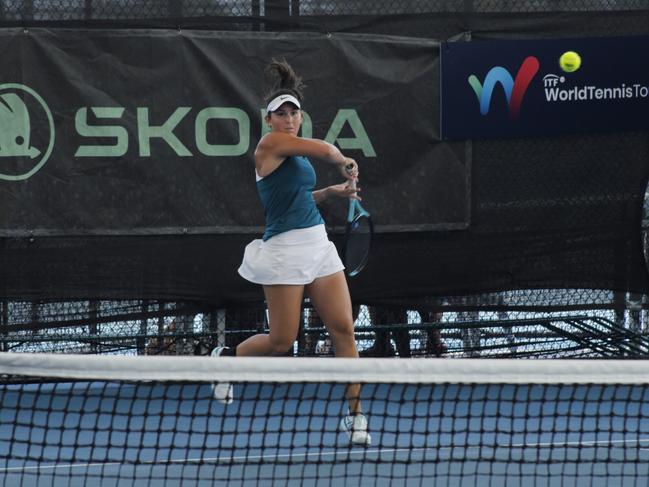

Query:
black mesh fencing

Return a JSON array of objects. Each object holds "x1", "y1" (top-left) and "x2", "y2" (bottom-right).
[
  {"x1": 1, "y1": 1, "x2": 648, "y2": 26},
  {"x1": 1, "y1": 0, "x2": 649, "y2": 22}
]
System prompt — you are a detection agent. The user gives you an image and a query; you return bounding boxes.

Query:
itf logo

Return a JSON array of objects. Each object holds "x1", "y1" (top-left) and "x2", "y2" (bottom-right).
[
  {"x1": 0, "y1": 83, "x2": 55, "y2": 181},
  {"x1": 468, "y1": 56, "x2": 540, "y2": 119}
]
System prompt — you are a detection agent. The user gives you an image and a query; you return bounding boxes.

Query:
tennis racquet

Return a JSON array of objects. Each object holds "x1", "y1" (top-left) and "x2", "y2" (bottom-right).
[{"x1": 343, "y1": 177, "x2": 373, "y2": 277}]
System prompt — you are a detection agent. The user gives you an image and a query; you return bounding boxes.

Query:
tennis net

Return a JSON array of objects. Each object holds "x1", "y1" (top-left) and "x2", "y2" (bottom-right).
[{"x1": 1, "y1": 353, "x2": 648, "y2": 486}]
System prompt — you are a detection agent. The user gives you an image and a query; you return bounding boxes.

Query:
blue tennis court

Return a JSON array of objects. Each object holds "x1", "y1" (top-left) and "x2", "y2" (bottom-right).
[{"x1": 2, "y1": 379, "x2": 649, "y2": 487}]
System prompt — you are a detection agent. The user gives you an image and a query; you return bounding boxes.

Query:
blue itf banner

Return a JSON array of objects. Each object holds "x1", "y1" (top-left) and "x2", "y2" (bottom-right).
[{"x1": 440, "y1": 35, "x2": 649, "y2": 139}]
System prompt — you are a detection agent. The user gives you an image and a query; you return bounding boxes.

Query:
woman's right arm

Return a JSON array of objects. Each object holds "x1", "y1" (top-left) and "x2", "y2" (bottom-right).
[{"x1": 255, "y1": 132, "x2": 356, "y2": 179}]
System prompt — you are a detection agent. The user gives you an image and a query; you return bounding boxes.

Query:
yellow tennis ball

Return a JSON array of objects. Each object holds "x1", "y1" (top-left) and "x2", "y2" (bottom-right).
[{"x1": 559, "y1": 51, "x2": 581, "y2": 73}]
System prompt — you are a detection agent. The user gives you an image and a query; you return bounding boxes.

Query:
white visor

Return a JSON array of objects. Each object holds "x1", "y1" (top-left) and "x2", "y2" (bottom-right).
[{"x1": 266, "y1": 94, "x2": 301, "y2": 112}]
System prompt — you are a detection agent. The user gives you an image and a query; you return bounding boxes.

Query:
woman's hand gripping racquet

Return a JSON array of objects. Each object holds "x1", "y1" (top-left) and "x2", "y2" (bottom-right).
[{"x1": 343, "y1": 163, "x2": 373, "y2": 277}]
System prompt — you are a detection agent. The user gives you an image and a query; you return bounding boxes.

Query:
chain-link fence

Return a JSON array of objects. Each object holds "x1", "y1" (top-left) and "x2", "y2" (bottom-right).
[
  {"x1": 1, "y1": 0, "x2": 648, "y2": 23},
  {"x1": 2, "y1": 291, "x2": 648, "y2": 358}
]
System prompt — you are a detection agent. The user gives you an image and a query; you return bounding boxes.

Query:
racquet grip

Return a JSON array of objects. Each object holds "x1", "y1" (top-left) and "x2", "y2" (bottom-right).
[{"x1": 345, "y1": 163, "x2": 357, "y2": 192}]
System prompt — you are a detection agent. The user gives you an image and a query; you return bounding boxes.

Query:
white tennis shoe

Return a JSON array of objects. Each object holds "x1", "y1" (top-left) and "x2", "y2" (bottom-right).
[
  {"x1": 210, "y1": 347, "x2": 233, "y2": 405},
  {"x1": 339, "y1": 412, "x2": 371, "y2": 446}
]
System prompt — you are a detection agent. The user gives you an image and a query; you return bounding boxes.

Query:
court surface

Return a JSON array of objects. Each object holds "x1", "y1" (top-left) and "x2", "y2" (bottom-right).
[{"x1": 1, "y1": 381, "x2": 648, "y2": 486}]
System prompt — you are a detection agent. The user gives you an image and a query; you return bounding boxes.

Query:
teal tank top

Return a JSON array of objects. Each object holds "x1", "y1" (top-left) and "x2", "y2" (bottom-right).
[{"x1": 257, "y1": 156, "x2": 325, "y2": 241}]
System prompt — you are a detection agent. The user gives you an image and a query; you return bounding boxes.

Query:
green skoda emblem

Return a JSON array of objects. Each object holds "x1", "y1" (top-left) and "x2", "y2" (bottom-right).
[{"x1": 0, "y1": 83, "x2": 55, "y2": 181}]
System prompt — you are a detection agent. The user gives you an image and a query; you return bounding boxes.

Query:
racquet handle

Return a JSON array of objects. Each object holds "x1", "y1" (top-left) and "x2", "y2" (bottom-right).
[{"x1": 345, "y1": 163, "x2": 357, "y2": 193}]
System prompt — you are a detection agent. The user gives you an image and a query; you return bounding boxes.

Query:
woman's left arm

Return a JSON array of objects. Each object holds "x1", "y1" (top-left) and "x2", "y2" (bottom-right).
[{"x1": 313, "y1": 181, "x2": 361, "y2": 204}]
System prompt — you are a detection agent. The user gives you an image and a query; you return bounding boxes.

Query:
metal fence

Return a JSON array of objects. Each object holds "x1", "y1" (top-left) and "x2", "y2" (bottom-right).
[
  {"x1": 2, "y1": 290, "x2": 647, "y2": 358},
  {"x1": 1, "y1": 0, "x2": 648, "y2": 23}
]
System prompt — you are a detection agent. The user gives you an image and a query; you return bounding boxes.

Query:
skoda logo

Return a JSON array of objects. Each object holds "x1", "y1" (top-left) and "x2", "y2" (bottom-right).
[{"x1": 0, "y1": 83, "x2": 54, "y2": 181}]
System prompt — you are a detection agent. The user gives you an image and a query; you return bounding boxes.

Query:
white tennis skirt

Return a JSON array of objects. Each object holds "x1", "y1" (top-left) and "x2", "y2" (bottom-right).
[{"x1": 238, "y1": 224, "x2": 344, "y2": 285}]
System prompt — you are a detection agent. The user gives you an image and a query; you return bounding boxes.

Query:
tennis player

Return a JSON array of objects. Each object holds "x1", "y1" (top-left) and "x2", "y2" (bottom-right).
[{"x1": 211, "y1": 59, "x2": 371, "y2": 446}]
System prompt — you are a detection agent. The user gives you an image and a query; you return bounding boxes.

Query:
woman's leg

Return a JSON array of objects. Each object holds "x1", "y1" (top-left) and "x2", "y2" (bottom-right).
[
  {"x1": 306, "y1": 271, "x2": 362, "y2": 414},
  {"x1": 234, "y1": 284, "x2": 304, "y2": 356}
]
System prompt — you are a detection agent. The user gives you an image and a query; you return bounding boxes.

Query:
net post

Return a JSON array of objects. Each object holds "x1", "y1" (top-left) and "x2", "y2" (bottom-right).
[
  {"x1": 0, "y1": 300, "x2": 6, "y2": 352},
  {"x1": 177, "y1": 313, "x2": 194, "y2": 355},
  {"x1": 216, "y1": 308, "x2": 226, "y2": 348},
  {"x1": 137, "y1": 299, "x2": 148, "y2": 355}
]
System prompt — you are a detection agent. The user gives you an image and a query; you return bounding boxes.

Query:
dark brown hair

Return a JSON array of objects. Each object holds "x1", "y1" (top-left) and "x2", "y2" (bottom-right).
[{"x1": 264, "y1": 59, "x2": 306, "y2": 107}]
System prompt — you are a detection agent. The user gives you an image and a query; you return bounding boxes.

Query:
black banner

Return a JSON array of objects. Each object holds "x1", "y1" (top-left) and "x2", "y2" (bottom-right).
[
  {"x1": 441, "y1": 35, "x2": 649, "y2": 140},
  {"x1": 0, "y1": 13, "x2": 646, "y2": 308},
  {"x1": 0, "y1": 29, "x2": 468, "y2": 235}
]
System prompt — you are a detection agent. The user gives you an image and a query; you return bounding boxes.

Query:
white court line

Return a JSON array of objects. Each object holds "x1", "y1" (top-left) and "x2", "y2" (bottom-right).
[{"x1": 3, "y1": 437, "x2": 649, "y2": 474}]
